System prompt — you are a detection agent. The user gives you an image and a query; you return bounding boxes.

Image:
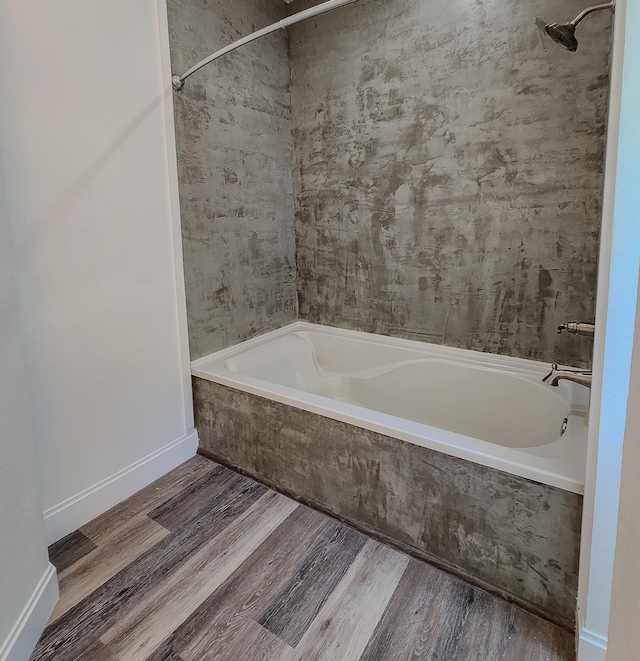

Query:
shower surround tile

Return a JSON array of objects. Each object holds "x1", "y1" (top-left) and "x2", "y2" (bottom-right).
[
  {"x1": 289, "y1": 0, "x2": 611, "y2": 367},
  {"x1": 167, "y1": 0, "x2": 297, "y2": 360}
]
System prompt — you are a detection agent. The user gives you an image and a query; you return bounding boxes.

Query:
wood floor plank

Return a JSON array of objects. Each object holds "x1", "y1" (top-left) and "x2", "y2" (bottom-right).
[
  {"x1": 282, "y1": 539, "x2": 410, "y2": 661},
  {"x1": 360, "y1": 557, "x2": 458, "y2": 661},
  {"x1": 48, "y1": 531, "x2": 97, "y2": 573},
  {"x1": 437, "y1": 587, "x2": 575, "y2": 661},
  {"x1": 146, "y1": 650, "x2": 183, "y2": 661},
  {"x1": 198, "y1": 619, "x2": 292, "y2": 661},
  {"x1": 31, "y1": 474, "x2": 266, "y2": 661},
  {"x1": 31, "y1": 458, "x2": 576, "y2": 661},
  {"x1": 451, "y1": 588, "x2": 522, "y2": 661},
  {"x1": 174, "y1": 506, "x2": 331, "y2": 661},
  {"x1": 50, "y1": 514, "x2": 170, "y2": 622},
  {"x1": 426, "y1": 580, "x2": 481, "y2": 661},
  {"x1": 146, "y1": 464, "x2": 238, "y2": 531},
  {"x1": 69, "y1": 637, "x2": 119, "y2": 661},
  {"x1": 100, "y1": 491, "x2": 298, "y2": 661},
  {"x1": 258, "y1": 519, "x2": 368, "y2": 646},
  {"x1": 80, "y1": 456, "x2": 217, "y2": 546},
  {"x1": 498, "y1": 608, "x2": 576, "y2": 661}
]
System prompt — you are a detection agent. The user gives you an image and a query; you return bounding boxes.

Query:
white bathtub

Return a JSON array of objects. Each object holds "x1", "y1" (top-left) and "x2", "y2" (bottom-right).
[{"x1": 192, "y1": 322, "x2": 589, "y2": 494}]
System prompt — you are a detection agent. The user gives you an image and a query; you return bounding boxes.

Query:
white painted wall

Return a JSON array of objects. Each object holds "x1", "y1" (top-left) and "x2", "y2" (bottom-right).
[
  {"x1": 608, "y1": 277, "x2": 640, "y2": 659},
  {"x1": 0, "y1": 1, "x2": 195, "y2": 545},
  {"x1": 596, "y1": 0, "x2": 640, "y2": 656},
  {"x1": 577, "y1": 0, "x2": 640, "y2": 658},
  {"x1": 0, "y1": 163, "x2": 58, "y2": 659}
]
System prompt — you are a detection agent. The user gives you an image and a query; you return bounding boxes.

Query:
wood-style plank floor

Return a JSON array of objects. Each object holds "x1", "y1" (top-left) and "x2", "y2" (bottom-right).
[{"x1": 32, "y1": 456, "x2": 575, "y2": 661}]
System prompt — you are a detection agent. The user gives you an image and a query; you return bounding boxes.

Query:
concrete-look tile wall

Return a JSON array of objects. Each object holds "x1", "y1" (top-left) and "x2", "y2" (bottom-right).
[
  {"x1": 168, "y1": 0, "x2": 297, "y2": 360},
  {"x1": 289, "y1": 0, "x2": 611, "y2": 367}
]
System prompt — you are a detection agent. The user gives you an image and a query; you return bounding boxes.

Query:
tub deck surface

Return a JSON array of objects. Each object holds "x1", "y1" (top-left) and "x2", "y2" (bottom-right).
[{"x1": 193, "y1": 322, "x2": 589, "y2": 493}]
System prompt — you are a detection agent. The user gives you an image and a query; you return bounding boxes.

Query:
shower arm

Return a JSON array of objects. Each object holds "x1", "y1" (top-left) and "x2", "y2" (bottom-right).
[
  {"x1": 172, "y1": 0, "x2": 360, "y2": 91},
  {"x1": 570, "y1": 1, "x2": 615, "y2": 27}
]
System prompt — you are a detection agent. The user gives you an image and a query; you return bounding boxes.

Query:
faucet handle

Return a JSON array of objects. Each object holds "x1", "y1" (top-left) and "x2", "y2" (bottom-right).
[{"x1": 557, "y1": 321, "x2": 595, "y2": 337}]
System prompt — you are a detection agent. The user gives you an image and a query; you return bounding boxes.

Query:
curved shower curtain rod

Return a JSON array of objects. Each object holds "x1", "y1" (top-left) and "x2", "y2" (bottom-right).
[{"x1": 172, "y1": 0, "x2": 360, "y2": 91}]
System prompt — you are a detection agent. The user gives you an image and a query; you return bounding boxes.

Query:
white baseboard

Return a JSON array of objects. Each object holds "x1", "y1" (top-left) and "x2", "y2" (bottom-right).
[
  {"x1": 0, "y1": 563, "x2": 58, "y2": 661},
  {"x1": 43, "y1": 429, "x2": 198, "y2": 545},
  {"x1": 578, "y1": 628, "x2": 607, "y2": 661}
]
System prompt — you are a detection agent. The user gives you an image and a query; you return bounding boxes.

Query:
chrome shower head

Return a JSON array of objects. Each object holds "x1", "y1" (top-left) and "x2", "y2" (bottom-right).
[
  {"x1": 543, "y1": 1, "x2": 614, "y2": 53},
  {"x1": 545, "y1": 22, "x2": 578, "y2": 51}
]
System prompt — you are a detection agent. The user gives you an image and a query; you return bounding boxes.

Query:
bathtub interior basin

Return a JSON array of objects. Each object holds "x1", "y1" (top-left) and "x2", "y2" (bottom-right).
[{"x1": 192, "y1": 322, "x2": 590, "y2": 493}]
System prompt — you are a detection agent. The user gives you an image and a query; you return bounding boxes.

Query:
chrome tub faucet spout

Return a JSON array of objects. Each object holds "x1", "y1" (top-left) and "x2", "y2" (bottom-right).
[{"x1": 543, "y1": 363, "x2": 592, "y2": 388}]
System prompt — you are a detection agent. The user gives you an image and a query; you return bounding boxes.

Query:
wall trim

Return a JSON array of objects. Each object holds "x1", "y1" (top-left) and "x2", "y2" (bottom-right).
[
  {"x1": 0, "y1": 563, "x2": 58, "y2": 661},
  {"x1": 578, "y1": 627, "x2": 607, "y2": 661},
  {"x1": 577, "y1": 0, "x2": 632, "y2": 654},
  {"x1": 154, "y1": 0, "x2": 195, "y2": 435},
  {"x1": 43, "y1": 429, "x2": 198, "y2": 545}
]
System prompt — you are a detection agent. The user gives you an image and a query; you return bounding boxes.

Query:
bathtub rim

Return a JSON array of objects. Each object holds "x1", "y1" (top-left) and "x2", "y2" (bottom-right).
[{"x1": 192, "y1": 321, "x2": 588, "y2": 494}]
